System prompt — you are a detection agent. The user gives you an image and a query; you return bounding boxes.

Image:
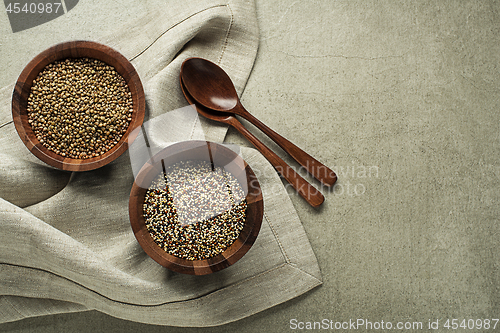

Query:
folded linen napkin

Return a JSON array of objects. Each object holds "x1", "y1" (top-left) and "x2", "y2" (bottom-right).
[{"x1": 0, "y1": 0, "x2": 321, "y2": 326}]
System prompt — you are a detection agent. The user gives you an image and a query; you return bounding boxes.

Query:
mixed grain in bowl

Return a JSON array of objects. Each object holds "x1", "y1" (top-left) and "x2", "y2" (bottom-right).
[
  {"x1": 143, "y1": 159, "x2": 248, "y2": 261},
  {"x1": 129, "y1": 141, "x2": 264, "y2": 275}
]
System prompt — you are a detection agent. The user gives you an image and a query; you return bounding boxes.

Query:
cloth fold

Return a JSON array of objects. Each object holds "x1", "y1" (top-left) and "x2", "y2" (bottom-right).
[{"x1": 0, "y1": 0, "x2": 322, "y2": 326}]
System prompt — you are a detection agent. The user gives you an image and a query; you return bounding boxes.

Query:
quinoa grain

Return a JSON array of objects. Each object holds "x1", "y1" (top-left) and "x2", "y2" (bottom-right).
[{"x1": 143, "y1": 160, "x2": 247, "y2": 261}]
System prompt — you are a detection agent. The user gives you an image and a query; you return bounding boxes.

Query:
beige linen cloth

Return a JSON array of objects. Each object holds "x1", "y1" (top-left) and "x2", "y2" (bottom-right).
[{"x1": 0, "y1": 0, "x2": 322, "y2": 326}]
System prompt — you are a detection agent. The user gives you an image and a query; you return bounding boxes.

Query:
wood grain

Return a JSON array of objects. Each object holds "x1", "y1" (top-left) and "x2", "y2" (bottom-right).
[
  {"x1": 11, "y1": 40, "x2": 145, "y2": 171},
  {"x1": 128, "y1": 141, "x2": 264, "y2": 275}
]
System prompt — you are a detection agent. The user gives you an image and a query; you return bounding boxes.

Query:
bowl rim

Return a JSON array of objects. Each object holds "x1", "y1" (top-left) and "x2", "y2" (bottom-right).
[
  {"x1": 128, "y1": 140, "x2": 264, "y2": 275},
  {"x1": 11, "y1": 40, "x2": 146, "y2": 171}
]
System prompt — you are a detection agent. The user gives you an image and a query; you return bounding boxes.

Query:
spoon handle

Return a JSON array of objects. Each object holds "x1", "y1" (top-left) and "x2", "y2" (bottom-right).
[
  {"x1": 235, "y1": 103, "x2": 337, "y2": 187},
  {"x1": 227, "y1": 117, "x2": 324, "y2": 208}
]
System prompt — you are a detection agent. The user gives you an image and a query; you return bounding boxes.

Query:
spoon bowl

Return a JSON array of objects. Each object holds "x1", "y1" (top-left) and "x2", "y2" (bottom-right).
[{"x1": 181, "y1": 57, "x2": 238, "y2": 111}]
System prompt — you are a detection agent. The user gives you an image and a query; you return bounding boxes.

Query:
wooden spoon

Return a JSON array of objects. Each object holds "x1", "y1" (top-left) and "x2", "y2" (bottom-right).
[
  {"x1": 180, "y1": 57, "x2": 337, "y2": 187},
  {"x1": 180, "y1": 78, "x2": 324, "y2": 208}
]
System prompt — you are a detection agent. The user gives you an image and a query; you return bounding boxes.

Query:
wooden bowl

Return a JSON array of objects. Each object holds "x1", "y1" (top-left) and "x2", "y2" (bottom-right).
[
  {"x1": 12, "y1": 40, "x2": 145, "y2": 171},
  {"x1": 129, "y1": 141, "x2": 264, "y2": 275}
]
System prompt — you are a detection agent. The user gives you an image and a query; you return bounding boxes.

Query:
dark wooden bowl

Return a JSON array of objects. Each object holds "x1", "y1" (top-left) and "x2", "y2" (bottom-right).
[
  {"x1": 129, "y1": 141, "x2": 264, "y2": 275},
  {"x1": 12, "y1": 40, "x2": 145, "y2": 171}
]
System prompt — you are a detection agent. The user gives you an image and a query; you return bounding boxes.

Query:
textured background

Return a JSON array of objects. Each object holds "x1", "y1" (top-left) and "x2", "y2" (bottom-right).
[{"x1": 1, "y1": 0, "x2": 499, "y2": 332}]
